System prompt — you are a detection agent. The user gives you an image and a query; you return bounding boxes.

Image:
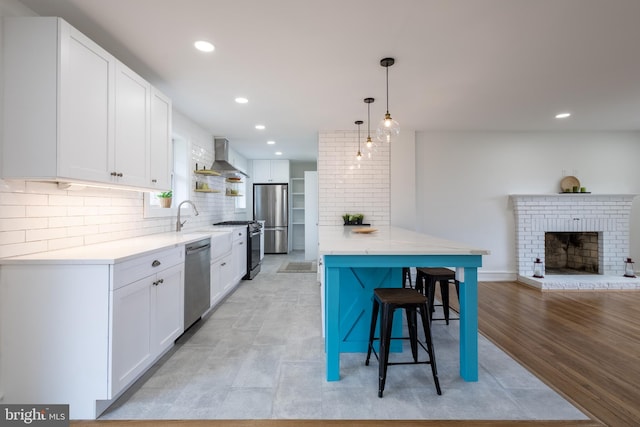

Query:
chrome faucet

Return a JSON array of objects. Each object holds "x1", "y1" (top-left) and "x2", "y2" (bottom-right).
[{"x1": 176, "y1": 200, "x2": 200, "y2": 232}]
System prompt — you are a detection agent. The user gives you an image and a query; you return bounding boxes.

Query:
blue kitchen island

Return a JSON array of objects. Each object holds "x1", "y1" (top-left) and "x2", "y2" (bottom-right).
[{"x1": 319, "y1": 226, "x2": 489, "y2": 382}]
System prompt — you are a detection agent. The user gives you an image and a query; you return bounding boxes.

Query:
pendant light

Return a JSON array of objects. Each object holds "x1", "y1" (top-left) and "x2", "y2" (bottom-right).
[
  {"x1": 364, "y1": 98, "x2": 374, "y2": 148},
  {"x1": 376, "y1": 57, "x2": 400, "y2": 143},
  {"x1": 355, "y1": 120, "x2": 363, "y2": 160}
]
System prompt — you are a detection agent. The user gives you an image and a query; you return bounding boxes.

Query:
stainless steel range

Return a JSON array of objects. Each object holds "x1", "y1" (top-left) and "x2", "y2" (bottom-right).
[{"x1": 213, "y1": 221, "x2": 262, "y2": 279}]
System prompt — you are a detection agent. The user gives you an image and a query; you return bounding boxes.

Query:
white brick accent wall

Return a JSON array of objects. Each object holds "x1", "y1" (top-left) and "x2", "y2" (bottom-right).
[
  {"x1": 510, "y1": 194, "x2": 636, "y2": 277},
  {"x1": 318, "y1": 131, "x2": 390, "y2": 226}
]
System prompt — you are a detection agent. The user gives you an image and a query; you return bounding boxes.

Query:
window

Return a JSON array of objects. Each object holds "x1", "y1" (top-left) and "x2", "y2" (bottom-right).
[
  {"x1": 144, "y1": 136, "x2": 190, "y2": 218},
  {"x1": 235, "y1": 179, "x2": 247, "y2": 211}
]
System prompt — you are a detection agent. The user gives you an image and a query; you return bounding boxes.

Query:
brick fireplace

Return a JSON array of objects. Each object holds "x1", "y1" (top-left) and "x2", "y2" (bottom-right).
[{"x1": 510, "y1": 194, "x2": 639, "y2": 290}]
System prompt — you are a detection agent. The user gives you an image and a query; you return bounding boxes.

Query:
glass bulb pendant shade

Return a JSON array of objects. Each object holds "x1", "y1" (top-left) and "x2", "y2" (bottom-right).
[
  {"x1": 376, "y1": 113, "x2": 400, "y2": 143},
  {"x1": 356, "y1": 150, "x2": 362, "y2": 160},
  {"x1": 366, "y1": 136, "x2": 372, "y2": 149}
]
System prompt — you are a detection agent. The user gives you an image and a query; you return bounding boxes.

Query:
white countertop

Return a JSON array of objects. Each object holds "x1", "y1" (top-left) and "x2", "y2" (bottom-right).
[
  {"x1": 0, "y1": 228, "x2": 240, "y2": 265},
  {"x1": 318, "y1": 226, "x2": 489, "y2": 256}
]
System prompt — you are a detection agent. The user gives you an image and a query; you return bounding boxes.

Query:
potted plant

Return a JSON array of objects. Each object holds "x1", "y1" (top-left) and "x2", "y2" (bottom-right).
[
  {"x1": 342, "y1": 213, "x2": 351, "y2": 225},
  {"x1": 353, "y1": 214, "x2": 364, "y2": 225},
  {"x1": 157, "y1": 191, "x2": 172, "y2": 208}
]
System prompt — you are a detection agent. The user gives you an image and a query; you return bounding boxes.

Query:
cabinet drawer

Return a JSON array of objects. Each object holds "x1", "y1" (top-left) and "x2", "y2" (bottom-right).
[
  {"x1": 112, "y1": 246, "x2": 183, "y2": 290},
  {"x1": 232, "y1": 227, "x2": 245, "y2": 243}
]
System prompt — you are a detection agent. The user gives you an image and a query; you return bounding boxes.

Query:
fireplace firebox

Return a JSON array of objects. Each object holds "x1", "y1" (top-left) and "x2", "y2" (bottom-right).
[{"x1": 545, "y1": 232, "x2": 599, "y2": 275}]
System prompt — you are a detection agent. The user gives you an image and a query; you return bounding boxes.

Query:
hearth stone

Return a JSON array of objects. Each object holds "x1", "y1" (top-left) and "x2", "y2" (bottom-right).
[{"x1": 520, "y1": 275, "x2": 640, "y2": 291}]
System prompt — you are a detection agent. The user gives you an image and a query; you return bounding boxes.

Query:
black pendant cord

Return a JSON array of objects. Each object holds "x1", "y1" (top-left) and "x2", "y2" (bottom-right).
[
  {"x1": 385, "y1": 65, "x2": 390, "y2": 115},
  {"x1": 364, "y1": 97, "x2": 375, "y2": 141},
  {"x1": 367, "y1": 103, "x2": 371, "y2": 137}
]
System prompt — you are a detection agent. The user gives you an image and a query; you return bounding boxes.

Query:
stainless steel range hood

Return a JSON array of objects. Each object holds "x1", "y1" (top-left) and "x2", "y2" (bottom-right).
[{"x1": 211, "y1": 138, "x2": 248, "y2": 177}]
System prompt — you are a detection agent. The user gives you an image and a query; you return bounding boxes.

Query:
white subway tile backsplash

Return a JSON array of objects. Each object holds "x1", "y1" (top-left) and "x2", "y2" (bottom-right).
[
  {"x1": 0, "y1": 230, "x2": 25, "y2": 245},
  {"x1": 0, "y1": 240, "x2": 48, "y2": 258},
  {"x1": 26, "y1": 227, "x2": 67, "y2": 242},
  {"x1": 0, "y1": 206, "x2": 26, "y2": 218},
  {"x1": 49, "y1": 195, "x2": 84, "y2": 206},
  {"x1": 26, "y1": 205, "x2": 68, "y2": 217},
  {"x1": 0, "y1": 192, "x2": 48, "y2": 205},
  {"x1": 0, "y1": 217, "x2": 48, "y2": 232}
]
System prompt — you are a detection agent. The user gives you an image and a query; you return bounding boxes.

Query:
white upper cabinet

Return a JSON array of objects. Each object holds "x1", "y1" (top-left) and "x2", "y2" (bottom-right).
[
  {"x1": 2, "y1": 17, "x2": 171, "y2": 191},
  {"x1": 149, "y1": 88, "x2": 172, "y2": 189},
  {"x1": 58, "y1": 20, "x2": 115, "y2": 183},
  {"x1": 114, "y1": 62, "x2": 150, "y2": 187},
  {"x1": 253, "y1": 159, "x2": 290, "y2": 183}
]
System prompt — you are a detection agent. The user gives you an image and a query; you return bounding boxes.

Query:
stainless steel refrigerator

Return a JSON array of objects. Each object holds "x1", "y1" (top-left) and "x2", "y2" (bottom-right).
[{"x1": 253, "y1": 183, "x2": 288, "y2": 254}]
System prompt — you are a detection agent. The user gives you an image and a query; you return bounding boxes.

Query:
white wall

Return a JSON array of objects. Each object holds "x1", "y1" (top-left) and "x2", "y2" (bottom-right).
[
  {"x1": 415, "y1": 131, "x2": 640, "y2": 279},
  {"x1": 390, "y1": 130, "x2": 416, "y2": 229}
]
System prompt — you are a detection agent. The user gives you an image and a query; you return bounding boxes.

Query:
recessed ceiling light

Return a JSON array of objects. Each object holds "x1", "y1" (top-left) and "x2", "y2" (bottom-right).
[
  {"x1": 555, "y1": 112, "x2": 571, "y2": 119},
  {"x1": 255, "y1": 125, "x2": 266, "y2": 130},
  {"x1": 275, "y1": 151, "x2": 283, "y2": 156},
  {"x1": 194, "y1": 40, "x2": 214, "y2": 52},
  {"x1": 235, "y1": 97, "x2": 248, "y2": 104},
  {"x1": 267, "y1": 140, "x2": 276, "y2": 145}
]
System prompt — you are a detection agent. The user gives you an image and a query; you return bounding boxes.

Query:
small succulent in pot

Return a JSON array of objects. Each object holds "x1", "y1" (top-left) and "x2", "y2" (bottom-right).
[
  {"x1": 157, "y1": 191, "x2": 172, "y2": 208},
  {"x1": 342, "y1": 213, "x2": 351, "y2": 225},
  {"x1": 353, "y1": 213, "x2": 364, "y2": 225}
]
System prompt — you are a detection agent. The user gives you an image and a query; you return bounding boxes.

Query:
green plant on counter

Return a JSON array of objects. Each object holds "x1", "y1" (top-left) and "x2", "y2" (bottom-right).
[
  {"x1": 342, "y1": 213, "x2": 351, "y2": 224},
  {"x1": 157, "y1": 191, "x2": 172, "y2": 198},
  {"x1": 353, "y1": 214, "x2": 364, "y2": 224}
]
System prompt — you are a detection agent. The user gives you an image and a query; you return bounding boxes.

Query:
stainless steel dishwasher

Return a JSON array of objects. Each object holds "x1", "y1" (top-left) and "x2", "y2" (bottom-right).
[{"x1": 184, "y1": 238, "x2": 211, "y2": 330}]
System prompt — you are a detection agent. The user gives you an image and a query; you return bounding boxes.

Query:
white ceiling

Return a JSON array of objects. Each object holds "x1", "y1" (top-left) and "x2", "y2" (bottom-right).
[{"x1": 18, "y1": 0, "x2": 640, "y2": 161}]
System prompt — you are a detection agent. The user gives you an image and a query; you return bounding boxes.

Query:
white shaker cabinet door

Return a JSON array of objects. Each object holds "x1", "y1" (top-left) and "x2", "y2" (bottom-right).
[
  {"x1": 152, "y1": 263, "x2": 184, "y2": 355},
  {"x1": 269, "y1": 160, "x2": 290, "y2": 183},
  {"x1": 58, "y1": 21, "x2": 115, "y2": 182},
  {"x1": 149, "y1": 87, "x2": 172, "y2": 190},
  {"x1": 232, "y1": 239, "x2": 247, "y2": 284},
  {"x1": 111, "y1": 275, "x2": 153, "y2": 397},
  {"x1": 114, "y1": 62, "x2": 150, "y2": 187},
  {"x1": 252, "y1": 160, "x2": 272, "y2": 183}
]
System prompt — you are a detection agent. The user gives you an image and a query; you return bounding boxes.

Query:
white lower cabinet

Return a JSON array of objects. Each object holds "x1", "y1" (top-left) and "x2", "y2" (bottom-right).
[
  {"x1": 232, "y1": 228, "x2": 247, "y2": 283},
  {"x1": 111, "y1": 275, "x2": 153, "y2": 395},
  {"x1": 209, "y1": 228, "x2": 245, "y2": 309},
  {"x1": 0, "y1": 246, "x2": 184, "y2": 420},
  {"x1": 211, "y1": 253, "x2": 233, "y2": 307},
  {"x1": 111, "y1": 262, "x2": 183, "y2": 396}
]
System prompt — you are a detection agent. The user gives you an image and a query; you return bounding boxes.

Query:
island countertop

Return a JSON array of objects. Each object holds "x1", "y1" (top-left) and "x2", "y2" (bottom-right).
[{"x1": 318, "y1": 225, "x2": 490, "y2": 256}]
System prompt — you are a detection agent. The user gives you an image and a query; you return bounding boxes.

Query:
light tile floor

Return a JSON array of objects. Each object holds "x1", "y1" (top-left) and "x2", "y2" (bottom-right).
[{"x1": 100, "y1": 251, "x2": 588, "y2": 421}]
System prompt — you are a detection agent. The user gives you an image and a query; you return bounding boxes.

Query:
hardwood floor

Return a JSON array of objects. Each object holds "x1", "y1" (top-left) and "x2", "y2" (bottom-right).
[
  {"x1": 477, "y1": 281, "x2": 640, "y2": 427},
  {"x1": 71, "y1": 280, "x2": 640, "y2": 427}
]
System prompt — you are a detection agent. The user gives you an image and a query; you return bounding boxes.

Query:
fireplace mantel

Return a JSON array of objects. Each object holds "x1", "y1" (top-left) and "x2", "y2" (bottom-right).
[{"x1": 510, "y1": 193, "x2": 638, "y2": 290}]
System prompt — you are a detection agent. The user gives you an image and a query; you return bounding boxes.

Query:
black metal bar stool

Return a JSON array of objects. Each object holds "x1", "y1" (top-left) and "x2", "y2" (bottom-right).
[
  {"x1": 365, "y1": 287, "x2": 442, "y2": 397},
  {"x1": 416, "y1": 267, "x2": 460, "y2": 324}
]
